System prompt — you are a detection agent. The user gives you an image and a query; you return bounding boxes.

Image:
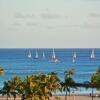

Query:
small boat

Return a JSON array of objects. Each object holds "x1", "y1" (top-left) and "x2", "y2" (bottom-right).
[
  {"x1": 0, "y1": 67, "x2": 4, "y2": 72},
  {"x1": 90, "y1": 49, "x2": 95, "y2": 59},
  {"x1": 28, "y1": 50, "x2": 32, "y2": 58},
  {"x1": 51, "y1": 49, "x2": 59, "y2": 63},
  {"x1": 0, "y1": 66, "x2": 4, "y2": 75},
  {"x1": 34, "y1": 50, "x2": 39, "y2": 59}
]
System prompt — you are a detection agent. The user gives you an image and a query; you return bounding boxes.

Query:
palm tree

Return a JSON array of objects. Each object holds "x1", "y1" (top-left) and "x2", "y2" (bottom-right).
[
  {"x1": 47, "y1": 72, "x2": 60, "y2": 99},
  {"x1": 37, "y1": 72, "x2": 60, "y2": 100},
  {"x1": 0, "y1": 75, "x2": 22, "y2": 100},
  {"x1": 0, "y1": 80, "x2": 12, "y2": 100},
  {"x1": 10, "y1": 75, "x2": 22, "y2": 100},
  {"x1": 64, "y1": 69, "x2": 75, "y2": 100},
  {"x1": 91, "y1": 73, "x2": 97, "y2": 100},
  {"x1": 24, "y1": 75, "x2": 34, "y2": 99},
  {"x1": 38, "y1": 73, "x2": 49, "y2": 100},
  {"x1": 17, "y1": 80, "x2": 26, "y2": 100},
  {"x1": 0, "y1": 72, "x2": 60, "y2": 100},
  {"x1": 17, "y1": 75, "x2": 36, "y2": 100},
  {"x1": 96, "y1": 67, "x2": 100, "y2": 89},
  {"x1": 97, "y1": 66, "x2": 100, "y2": 74},
  {"x1": 48, "y1": 72, "x2": 60, "y2": 93},
  {"x1": 91, "y1": 67, "x2": 100, "y2": 100},
  {"x1": 24, "y1": 74, "x2": 43, "y2": 100}
]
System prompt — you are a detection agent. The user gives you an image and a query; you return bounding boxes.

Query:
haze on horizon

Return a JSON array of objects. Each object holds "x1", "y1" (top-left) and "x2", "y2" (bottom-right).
[{"x1": 0, "y1": 0, "x2": 100, "y2": 48}]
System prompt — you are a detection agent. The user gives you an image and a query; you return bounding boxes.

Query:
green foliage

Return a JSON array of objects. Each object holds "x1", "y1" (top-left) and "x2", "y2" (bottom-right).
[
  {"x1": 91, "y1": 67, "x2": 100, "y2": 90},
  {"x1": 64, "y1": 69, "x2": 75, "y2": 88},
  {"x1": 97, "y1": 66, "x2": 100, "y2": 74},
  {"x1": 0, "y1": 72, "x2": 60, "y2": 100}
]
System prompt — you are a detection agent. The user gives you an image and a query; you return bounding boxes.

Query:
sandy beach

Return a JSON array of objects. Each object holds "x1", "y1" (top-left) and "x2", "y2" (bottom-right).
[
  {"x1": 51, "y1": 95, "x2": 100, "y2": 100},
  {"x1": 0, "y1": 95, "x2": 100, "y2": 100}
]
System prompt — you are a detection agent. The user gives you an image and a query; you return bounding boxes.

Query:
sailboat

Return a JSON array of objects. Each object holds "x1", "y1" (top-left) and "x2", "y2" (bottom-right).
[
  {"x1": 90, "y1": 49, "x2": 95, "y2": 59},
  {"x1": 42, "y1": 51, "x2": 45, "y2": 59},
  {"x1": 28, "y1": 50, "x2": 32, "y2": 58},
  {"x1": 72, "y1": 51, "x2": 76, "y2": 63},
  {"x1": 51, "y1": 49, "x2": 59, "y2": 63},
  {"x1": 73, "y1": 51, "x2": 77, "y2": 59},
  {"x1": 34, "y1": 50, "x2": 39, "y2": 59}
]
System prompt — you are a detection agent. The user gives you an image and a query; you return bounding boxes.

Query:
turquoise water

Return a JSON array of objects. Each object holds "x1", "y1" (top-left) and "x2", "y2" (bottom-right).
[{"x1": 0, "y1": 48, "x2": 100, "y2": 93}]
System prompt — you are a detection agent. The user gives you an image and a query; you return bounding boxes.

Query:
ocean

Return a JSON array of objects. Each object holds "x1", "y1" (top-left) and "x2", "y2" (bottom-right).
[{"x1": 0, "y1": 48, "x2": 100, "y2": 94}]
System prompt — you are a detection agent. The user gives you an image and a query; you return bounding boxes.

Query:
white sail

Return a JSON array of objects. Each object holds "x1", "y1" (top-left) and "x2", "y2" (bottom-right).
[
  {"x1": 35, "y1": 50, "x2": 39, "y2": 59},
  {"x1": 28, "y1": 50, "x2": 32, "y2": 58},
  {"x1": 73, "y1": 51, "x2": 76, "y2": 59},
  {"x1": 42, "y1": 52, "x2": 45, "y2": 59},
  {"x1": 72, "y1": 50, "x2": 76, "y2": 63},
  {"x1": 52, "y1": 48, "x2": 56, "y2": 59},
  {"x1": 51, "y1": 48, "x2": 59, "y2": 63},
  {"x1": 90, "y1": 49, "x2": 95, "y2": 59}
]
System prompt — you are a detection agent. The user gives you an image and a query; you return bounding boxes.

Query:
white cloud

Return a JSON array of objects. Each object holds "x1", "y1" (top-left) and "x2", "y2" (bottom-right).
[{"x1": 88, "y1": 13, "x2": 100, "y2": 18}]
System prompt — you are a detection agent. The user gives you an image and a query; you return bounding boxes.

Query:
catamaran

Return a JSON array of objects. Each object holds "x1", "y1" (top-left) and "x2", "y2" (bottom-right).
[
  {"x1": 28, "y1": 50, "x2": 32, "y2": 58},
  {"x1": 51, "y1": 48, "x2": 59, "y2": 63},
  {"x1": 34, "y1": 50, "x2": 39, "y2": 59},
  {"x1": 90, "y1": 49, "x2": 95, "y2": 59}
]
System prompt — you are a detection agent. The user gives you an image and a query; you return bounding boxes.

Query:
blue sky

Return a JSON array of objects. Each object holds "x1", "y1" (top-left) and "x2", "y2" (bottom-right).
[{"x1": 0, "y1": 0, "x2": 100, "y2": 48}]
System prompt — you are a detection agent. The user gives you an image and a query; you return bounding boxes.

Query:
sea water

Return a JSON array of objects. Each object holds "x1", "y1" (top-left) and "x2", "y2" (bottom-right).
[{"x1": 0, "y1": 48, "x2": 100, "y2": 94}]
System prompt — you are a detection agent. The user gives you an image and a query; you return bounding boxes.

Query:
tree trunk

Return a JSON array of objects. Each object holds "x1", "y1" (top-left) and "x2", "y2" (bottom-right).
[
  {"x1": 31, "y1": 96, "x2": 34, "y2": 100},
  {"x1": 21, "y1": 95, "x2": 25, "y2": 100},
  {"x1": 14, "y1": 97, "x2": 16, "y2": 100},
  {"x1": 65, "y1": 88, "x2": 67, "y2": 100},
  {"x1": 7, "y1": 96, "x2": 8, "y2": 100},
  {"x1": 69, "y1": 88, "x2": 71, "y2": 100},
  {"x1": 69, "y1": 88, "x2": 70, "y2": 96},
  {"x1": 92, "y1": 88, "x2": 94, "y2": 100}
]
